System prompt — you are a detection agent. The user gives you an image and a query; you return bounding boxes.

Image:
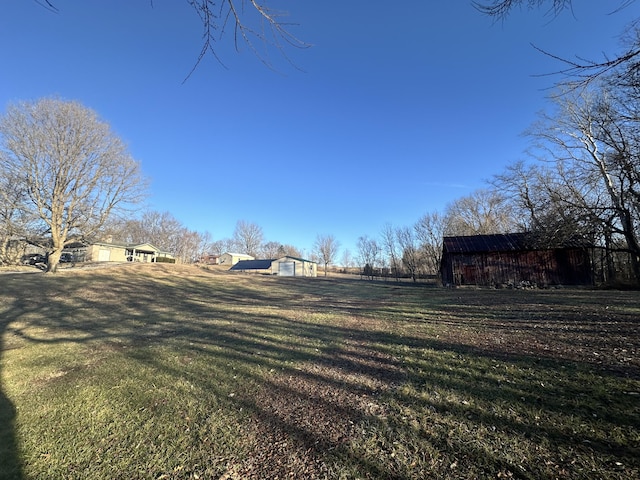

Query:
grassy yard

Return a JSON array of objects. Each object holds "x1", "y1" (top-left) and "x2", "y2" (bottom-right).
[{"x1": 0, "y1": 263, "x2": 638, "y2": 479}]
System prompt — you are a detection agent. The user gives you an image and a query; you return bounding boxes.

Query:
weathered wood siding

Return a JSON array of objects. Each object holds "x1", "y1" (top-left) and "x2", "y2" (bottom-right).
[{"x1": 442, "y1": 248, "x2": 593, "y2": 286}]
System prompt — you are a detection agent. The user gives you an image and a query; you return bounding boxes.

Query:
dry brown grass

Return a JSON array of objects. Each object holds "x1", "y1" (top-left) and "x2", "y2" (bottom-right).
[{"x1": 1, "y1": 263, "x2": 638, "y2": 479}]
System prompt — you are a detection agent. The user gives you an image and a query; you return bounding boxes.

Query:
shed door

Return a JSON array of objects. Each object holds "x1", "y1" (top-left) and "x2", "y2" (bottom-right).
[
  {"x1": 279, "y1": 262, "x2": 295, "y2": 276},
  {"x1": 98, "y1": 249, "x2": 111, "y2": 262}
]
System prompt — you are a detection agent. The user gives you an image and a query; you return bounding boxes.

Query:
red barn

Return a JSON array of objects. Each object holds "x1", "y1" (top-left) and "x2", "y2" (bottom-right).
[{"x1": 440, "y1": 233, "x2": 593, "y2": 287}]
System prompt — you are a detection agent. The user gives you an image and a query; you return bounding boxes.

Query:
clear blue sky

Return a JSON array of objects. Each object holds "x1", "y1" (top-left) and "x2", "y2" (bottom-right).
[{"x1": 1, "y1": 1, "x2": 637, "y2": 258}]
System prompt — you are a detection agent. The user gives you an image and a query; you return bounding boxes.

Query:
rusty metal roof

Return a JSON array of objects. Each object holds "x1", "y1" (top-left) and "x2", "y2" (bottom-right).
[{"x1": 442, "y1": 233, "x2": 590, "y2": 254}]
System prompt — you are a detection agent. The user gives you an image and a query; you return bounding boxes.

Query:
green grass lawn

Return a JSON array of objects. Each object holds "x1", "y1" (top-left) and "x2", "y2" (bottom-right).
[{"x1": 1, "y1": 263, "x2": 638, "y2": 479}]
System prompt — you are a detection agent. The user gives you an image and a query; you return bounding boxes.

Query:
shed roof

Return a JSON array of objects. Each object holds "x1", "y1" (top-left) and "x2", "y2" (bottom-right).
[
  {"x1": 442, "y1": 233, "x2": 591, "y2": 254},
  {"x1": 229, "y1": 259, "x2": 274, "y2": 271},
  {"x1": 275, "y1": 256, "x2": 316, "y2": 264}
]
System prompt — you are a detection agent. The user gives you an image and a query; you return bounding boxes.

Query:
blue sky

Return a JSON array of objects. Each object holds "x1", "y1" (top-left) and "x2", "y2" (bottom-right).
[{"x1": 1, "y1": 1, "x2": 637, "y2": 258}]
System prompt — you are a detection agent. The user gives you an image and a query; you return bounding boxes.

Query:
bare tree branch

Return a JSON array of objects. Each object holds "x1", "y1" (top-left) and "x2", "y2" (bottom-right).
[
  {"x1": 475, "y1": 0, "x2": 639, "y2": 91},
  {"x1": 32, "y1": 1, "x2": 309, "y2": 80},
  {"x1": 531, "y1": 41, "x2": 640, "y2": 91},
  {"x1": 472, "y1": 0, "x2": 573, "y2": 20}
]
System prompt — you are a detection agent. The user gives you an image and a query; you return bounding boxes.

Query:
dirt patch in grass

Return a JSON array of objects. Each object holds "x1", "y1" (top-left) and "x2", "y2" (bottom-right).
[
  {"x1": 231, "y1": 337, "x2": 405, "y2": 479},
  {"x1": 422, "y1": 291, "x2": 640, "y2": 378}
]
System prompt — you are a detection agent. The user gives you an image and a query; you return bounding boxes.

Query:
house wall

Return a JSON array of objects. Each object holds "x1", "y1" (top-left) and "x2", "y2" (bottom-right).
[
  {"x1": 442, "y1": 248, "x2": 593, "y2": 286},
  {"x1": 88, "y1": 244, "x2": 129, "y2": 262}
]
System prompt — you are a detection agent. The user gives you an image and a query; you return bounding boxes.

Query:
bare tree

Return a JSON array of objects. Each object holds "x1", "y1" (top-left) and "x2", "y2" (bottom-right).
[
  {"x1": 279, "y1": 243, "x2": 302, "y2": 258},
  {"x1": 444, "y1": 189, "x2": 517, "y2": 236},
  {"x1": 527, "y1": 86, "x2": 640, "y2": 279},
  {"x1": 260, "y1": 241, "x2": 281, "y2": 259},
  {"x1": 0, "y1": 168, "x2": 36, "y2": 264},
  {"x1": 396, "y1": 226, "x2": 424, "y2": 282},
  {"x1": 357, "y1": 235, "x2": 381, "y2": 280},
  {"x1": 415, "y1": 211, "x2": 449, "y2": 276},
  {"x1": 138, "y1": 211, "x2": 185, "y2": 252},
  {"x1": 492, "y1": 160, "x2": 598, "y2": 245},
  {"x1": 380, "y1": 223, "x2": 401, "y2": 281},
  {"x1": 105, "y1": 209, "x2": 214, "y2": 263},
  {"x1": 261, "y1": 241, "x2": 301, "y2": 259},
  {"x1": 172, "y1": 229, "x2": 202, "y2": 263},
  {"x1": 313, "y1": 234, "x2": 340, "y2": 277},
  {"x1": 210, "y1": 238, "x2": 235, "y2": 256},
  {"x1": 233, "y1": 220, "x2": 264, "y2": 257},
  {"x1": 340, "y1": 249, "x2": 354, "y2": 270},
  {"x1": 0, "y1": 98, "x2": 146, "y2": 272}
]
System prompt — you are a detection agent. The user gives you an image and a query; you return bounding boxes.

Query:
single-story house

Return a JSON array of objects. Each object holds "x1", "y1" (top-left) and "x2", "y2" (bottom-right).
[
  {"x1": 230, "y1": 256, "x2": 317, "y2": 277},
  {"x1": 219, "y1": 252, "x2": 255, "y2": 266},
  {"x1": 66, "y1": 240, "x2": 174, "y2": 263},
  {"x1": 199, "y1": 254, "x2": 220, "y2": 265},
  {"x1": 440, "y1": 232, "x2": 593, "y2": 287}
]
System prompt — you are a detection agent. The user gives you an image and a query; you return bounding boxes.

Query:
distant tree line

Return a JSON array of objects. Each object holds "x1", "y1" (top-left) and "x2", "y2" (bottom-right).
[{"x1": 4, "y1": 2, "x2": 638, "y2": 283}]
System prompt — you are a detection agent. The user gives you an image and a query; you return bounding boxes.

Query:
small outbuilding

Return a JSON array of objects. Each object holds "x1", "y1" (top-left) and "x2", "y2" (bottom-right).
[
  {"x1": 219, "y1": 252, "x2": 255, "y2": 266},
  {"x1": 272, "y1": 256, "x2": 317, "y2": 277},
  {"x1": 229, "y1": 256, "x2": 317, "y2": 277},
  {"x1": 440, "y1": 232, "x2": 593, "y2": 287}
]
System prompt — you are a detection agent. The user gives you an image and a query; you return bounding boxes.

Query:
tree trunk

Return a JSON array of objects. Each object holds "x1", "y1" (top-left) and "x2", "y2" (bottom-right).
[{"x1": 46, "y1": 249, "x2": 62, "y2": 273}]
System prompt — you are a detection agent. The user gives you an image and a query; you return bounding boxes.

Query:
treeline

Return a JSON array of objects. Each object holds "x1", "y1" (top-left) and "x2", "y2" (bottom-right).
[{"x1": 100, "y1": 215, "x2": 302, "y2": 265}]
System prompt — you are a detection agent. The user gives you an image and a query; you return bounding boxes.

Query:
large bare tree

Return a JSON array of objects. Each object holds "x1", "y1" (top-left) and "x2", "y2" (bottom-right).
[
  {"x1": 0, "y1": 98, "x2": 146, "y2": 272},
  {"x1": 527, "y1": 86, "x2": 640, "y2": 280},
  {"x1": 233, "y1": 220, "x2": 264, "y2": 257}
]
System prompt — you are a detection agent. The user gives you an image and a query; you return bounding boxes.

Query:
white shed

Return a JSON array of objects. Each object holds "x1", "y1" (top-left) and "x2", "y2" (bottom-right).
[
  {"x1": 219, "y1": 252, "x2": 255, "y2": 266},
  {"x1": 272, "y1": 256, "x2": 317, "y2": 277}
]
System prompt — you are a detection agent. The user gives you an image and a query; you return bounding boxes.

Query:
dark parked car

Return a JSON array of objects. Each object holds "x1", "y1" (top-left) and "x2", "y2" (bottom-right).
[
  {"x1": 60, "y1": 253, "x2": 74, "y2": 263},
  {"x1": 22, "y1": 253, "x2": 46, "y2": 265}
]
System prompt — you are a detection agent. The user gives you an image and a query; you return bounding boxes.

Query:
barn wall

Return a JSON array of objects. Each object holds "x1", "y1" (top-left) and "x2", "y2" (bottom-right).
[{"x1": 443, "y1": 248, "x2": 592, "y2": 286}]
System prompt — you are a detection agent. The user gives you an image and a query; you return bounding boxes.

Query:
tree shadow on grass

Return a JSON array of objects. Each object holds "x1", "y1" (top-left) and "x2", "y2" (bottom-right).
[
  {"x1": 0, "y1": 298, "x2": 22, "y2": 480},
  {"x1": 0, "y1": 266, "x2": 638, "y2": 479},
  {"x1": 0, "y1": 378, "x2": 20, "y2": 480}
]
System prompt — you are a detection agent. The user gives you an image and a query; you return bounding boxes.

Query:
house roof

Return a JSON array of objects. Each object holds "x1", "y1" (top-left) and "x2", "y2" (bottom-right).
[
  {"x1": 229, "y1": 259, "x2": 274, "y2": 271},
  {"x1": 442, "y1": 232, "x2": 591, "y2": 254},
  {"x1": 91, "y1": 241, "x2": 162, "y2": 251},
  {"x1": 71, "y1": 240, "x2": 173, "y2": 256}
]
